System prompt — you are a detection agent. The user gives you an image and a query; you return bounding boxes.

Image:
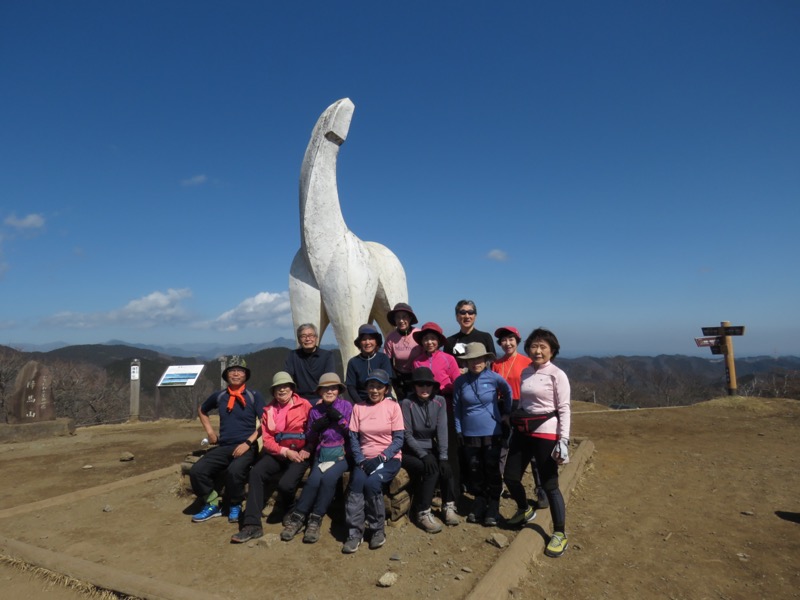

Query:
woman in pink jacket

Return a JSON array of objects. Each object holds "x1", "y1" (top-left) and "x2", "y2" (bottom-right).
[
  {"x1": 412, "y1": 322, "x2": 463, "y2": 498},
  {"x1": 231, "y1": 372, "x2": 312, "y2": 543},
  {"x1": 412, "y1": 322, "x2": 461, "y2": 402}
]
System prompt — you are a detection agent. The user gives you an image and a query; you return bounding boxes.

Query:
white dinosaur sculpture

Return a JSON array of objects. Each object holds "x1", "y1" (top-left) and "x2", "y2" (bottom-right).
[{"x1": 289, "y1": 98, "x2": 408, "y2": 368}]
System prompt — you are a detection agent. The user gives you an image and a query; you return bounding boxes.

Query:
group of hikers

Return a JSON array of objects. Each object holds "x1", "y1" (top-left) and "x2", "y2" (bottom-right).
[{"x1": 188, "y1": 299, "x2": 572, "y2": 558}]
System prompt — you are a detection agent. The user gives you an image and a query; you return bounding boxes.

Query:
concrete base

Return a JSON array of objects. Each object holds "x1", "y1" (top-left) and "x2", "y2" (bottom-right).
[{"x1": 0, "y1": 418, "x2": 75, "y2": 444}]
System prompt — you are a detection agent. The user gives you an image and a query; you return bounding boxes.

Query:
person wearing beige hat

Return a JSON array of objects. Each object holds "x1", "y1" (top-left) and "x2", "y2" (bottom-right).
[
  {"x1": 231, "y1": 371, "x2": 312, "y2": 543},
  {"x1": 452, "y1": 343, "x2": 513, "y2": 528},
  {"x1": 279, "y1": 373, "x2": 353, "y2": 544}
]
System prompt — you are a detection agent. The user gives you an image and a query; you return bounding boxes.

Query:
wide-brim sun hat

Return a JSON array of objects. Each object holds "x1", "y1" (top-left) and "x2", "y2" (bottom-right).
[
  {"x1": 316, "y1": 372, "x2": 346, "y2": 394},
  {"x1": 353, "y1": 323, "x2": 383, "y2": 348},
  {"x1": 387, "y1": 302, "x2": 419, "y2": 327},
  {"x1": 365, "y1": 368, "x2": 391, "y2": 386},
  {"x1": 411, "y1": 366, "x2": 440, "y2": 391},
  {"x1": 494, "y1": 326, "x2": 522, "y2": 343},
  {"x1": 270, "y1": 371, "x2": 296, "y2": 391},
  {"x1": 459, "y1": 342, "x2": 496, "y2": 362},
  {"x1": 412, "y1": 321, "x2": 447, "y2": 348},
  {"x1": 222, "y1": 355, "x2": 251, "y2": 382}
]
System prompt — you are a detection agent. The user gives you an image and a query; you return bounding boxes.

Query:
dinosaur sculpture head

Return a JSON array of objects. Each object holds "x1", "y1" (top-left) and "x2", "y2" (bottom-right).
[{"x1": 322, "y1": 98, "x2": 354, "y2": 146}]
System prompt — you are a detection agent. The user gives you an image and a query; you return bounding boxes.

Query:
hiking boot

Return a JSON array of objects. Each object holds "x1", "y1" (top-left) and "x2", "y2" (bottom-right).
[
  {"x1": 342, "y1": 535, "x2": 362, "y2": 554},
  {"x1": 506, "y1": 505, "x2": 537, "y2": 527},
  {"x1": 545, "y1": 531, "x2": 569, "y2": 558},
  {"x1": 483, "y1": 500, "x2": 500, "y2": 527},
  {"x1": 369, "y1": 529, "x2": 386, "y2": 549},
  {"x1": 281, "y1": 510, "x2": 294, "y2": 527},
  {"x1": 303, "y1": 514, "x2": 323, "y2": 544},
  {"x1": 443, "y1": 501, "x2": 460, "y2": 527},
  {"x1": 227, "y1": 504, "x2": 241, "y2": 523},
  {"x1": 535, "y1": 487, "x2": 549, "y2": 509},
  {"x1": 467, "y1": 497, "x2": 486, "y2": 524},
  {"x1": 280, "y1": 512, "x2": 305, "y2": 541},
  {"x1": 191, "y1": 503, "x2": 221, "y2": 522},
  {"x1": 416, "y1": 509, "x2": 443, "y2": 534},
  {"x1": 230, "y1": 525, "x2": 263, "y2": 543}
]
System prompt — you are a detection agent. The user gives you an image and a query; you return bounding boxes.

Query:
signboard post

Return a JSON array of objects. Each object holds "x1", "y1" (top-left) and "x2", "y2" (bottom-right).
[
  {"x1": 155, "y1": 365, "x2": 206, "y2": 421},
  {"x1": 696, "y1": 321, "x2": 745, "y2": 395},
  {"x1": 129, "y1": 359, "x2": 141, "y2": 423}
]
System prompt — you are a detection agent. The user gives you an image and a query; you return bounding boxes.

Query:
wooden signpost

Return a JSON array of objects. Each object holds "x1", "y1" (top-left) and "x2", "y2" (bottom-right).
[{"x1": 695, "y1": 321, "x2": 745, "y2": 395}]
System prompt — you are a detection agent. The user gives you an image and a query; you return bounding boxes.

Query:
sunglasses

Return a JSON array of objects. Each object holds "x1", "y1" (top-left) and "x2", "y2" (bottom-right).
[
  {"x1": 415, "y1": 382, "x2": 434, "y2": 387},
  {"x1": 458, "y1": 310, "x2": 476, "y2": 316}
]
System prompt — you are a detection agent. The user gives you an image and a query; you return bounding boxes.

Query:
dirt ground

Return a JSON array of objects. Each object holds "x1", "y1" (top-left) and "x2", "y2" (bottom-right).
[{"x1": 1, "y1": 397, "x2": 798, "y2": 599}]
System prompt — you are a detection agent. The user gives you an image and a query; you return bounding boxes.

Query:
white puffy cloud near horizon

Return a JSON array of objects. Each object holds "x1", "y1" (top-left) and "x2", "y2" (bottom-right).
[
  {"x1": 209, "y1": 291, "x2": 292, "y2": 332},
  {"x1": 4, "y1": 213, "x2": 45, "y2": 230},
  {"x1": 42, "y1": 288, "x2": 193, "y2": 329},
  {"x1": 487, "y1": 249, "x2": 508, "y2": 261}
]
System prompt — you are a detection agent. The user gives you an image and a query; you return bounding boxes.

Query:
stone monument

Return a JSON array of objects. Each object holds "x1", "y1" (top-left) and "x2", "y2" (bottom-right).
[
  {"x1": 7, "y1": 361, "x2": 56, "y2": 423},
  {"x1": 289, "y1": 98, "x2": 409, "y2": 367}
]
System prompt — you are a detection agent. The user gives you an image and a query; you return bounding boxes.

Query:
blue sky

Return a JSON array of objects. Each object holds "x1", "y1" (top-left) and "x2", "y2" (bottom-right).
[{"x1": 1, "y1": 1, "x2": 798, "y2": 357}]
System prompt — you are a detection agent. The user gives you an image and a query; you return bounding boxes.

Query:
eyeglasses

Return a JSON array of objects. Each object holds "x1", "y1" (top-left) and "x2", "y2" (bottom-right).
[
  {"x1": 415, "y1": 382, "x2": 434, "y2": 387},
  {"x1": 299, "y1": 334, "x2": 317, "y2": 339},
  {"x1": 457, "y1": 310, "x2": 476, "y2": 316}
]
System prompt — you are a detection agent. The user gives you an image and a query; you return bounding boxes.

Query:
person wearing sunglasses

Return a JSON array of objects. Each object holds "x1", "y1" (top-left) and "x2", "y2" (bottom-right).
[{"x1": 444, "y1": 300, "x2": 496, "y2": 372}]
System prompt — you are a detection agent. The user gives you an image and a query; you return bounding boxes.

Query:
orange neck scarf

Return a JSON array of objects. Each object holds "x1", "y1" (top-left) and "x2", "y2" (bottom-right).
[{"x1": 226, "y1": 384, "x2": 247, "y2": 411}]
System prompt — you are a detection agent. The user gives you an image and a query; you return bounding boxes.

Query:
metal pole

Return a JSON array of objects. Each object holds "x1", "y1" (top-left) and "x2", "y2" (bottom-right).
[
  {"x1": 129, "y1": 359, "x2": 141, "y2": 422},
  {"x1": 219, "y1": 355, "x2": 227, "y2": 390},
  {"x1": 721, "y1": 320, "x2": 738, "y2": 395}
]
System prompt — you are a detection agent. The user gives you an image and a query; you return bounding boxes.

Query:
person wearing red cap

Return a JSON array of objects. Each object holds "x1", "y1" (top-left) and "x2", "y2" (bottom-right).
[
  {"x1": 384, "y1": 303, "x2": 421, "y2": 399},
  {"x1": 411, "y1": 322, "x2": 461, "y2": 400}
]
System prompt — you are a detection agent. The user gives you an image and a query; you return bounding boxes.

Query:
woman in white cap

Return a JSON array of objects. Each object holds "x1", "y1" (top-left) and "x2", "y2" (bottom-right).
[
  {"x1": 231, "y1": 371, "x2": 312, "y2": 543},
  {"x1": 280, "y1": 373, "x2": 353, "y2": 544},
  {"x1": 342, "y1": 368, "x2": 404, "y2": 553},
  {"x1": 453, "y1": 342, "x2": 513, "y2": 527}
]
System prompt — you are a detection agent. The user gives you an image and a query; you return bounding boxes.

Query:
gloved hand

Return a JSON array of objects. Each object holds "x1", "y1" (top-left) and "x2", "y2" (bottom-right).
[
  {"x1": 438, "y1": 459, "x2": 452, "y2": 479},
  {"x1": 326, "y1": 406, "x2": 343, "y2": 422},
  {"x1": 361, "y1": 456, "x2": 383, "y2": 475},
  {"x1": 552, "y1": 438, "x2": 570, "y2": 464},
  {"x1": 456, "y1": 433, "x2": 465, "y2": 447},
  {"x1": 311, "y1": 416, "x2": 331, "y2": 432},
  {"x1": 422, "y1": 453, "x2": 438, "y2": 474}
]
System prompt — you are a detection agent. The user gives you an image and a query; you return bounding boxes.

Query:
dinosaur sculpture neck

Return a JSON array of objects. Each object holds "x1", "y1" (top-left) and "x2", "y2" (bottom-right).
[{"x1": 299, "y1": 99, "x2": 354, "y2": 255}]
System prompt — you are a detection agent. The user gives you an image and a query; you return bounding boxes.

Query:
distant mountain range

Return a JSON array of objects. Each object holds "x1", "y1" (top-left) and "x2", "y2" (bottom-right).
[{"x1": 8, "y1": 338, "x2": 304, "y2": 360}]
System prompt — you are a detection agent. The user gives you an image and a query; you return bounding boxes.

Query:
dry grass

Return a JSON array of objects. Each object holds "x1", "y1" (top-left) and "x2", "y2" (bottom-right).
[{"x1": 0, "y1": 555, "x2": 139, "y2": 599}]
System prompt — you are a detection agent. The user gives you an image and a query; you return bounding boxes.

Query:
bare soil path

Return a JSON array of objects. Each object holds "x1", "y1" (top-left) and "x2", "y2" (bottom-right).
[{"x1": 1, "y1": 398, "x2": 798, "y2": 599}]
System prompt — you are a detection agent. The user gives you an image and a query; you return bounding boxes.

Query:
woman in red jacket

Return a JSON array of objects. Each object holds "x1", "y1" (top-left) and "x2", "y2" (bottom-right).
[{"x1": 231, "y1": 371, "x2": 312, "y2": 543}]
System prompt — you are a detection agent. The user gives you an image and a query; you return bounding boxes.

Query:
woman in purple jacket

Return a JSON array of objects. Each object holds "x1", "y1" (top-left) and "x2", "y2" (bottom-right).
[{"x1": 280, "y1": 373, "x2": 353, "y2": 543}]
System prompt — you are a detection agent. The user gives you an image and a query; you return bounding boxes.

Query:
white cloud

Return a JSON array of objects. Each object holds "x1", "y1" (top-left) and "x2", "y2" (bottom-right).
[
  {"x1": 487, "y1": 249, "x2": 509, "y2": 261},
  {"x1": 43, "y1": 288, "x2": 193, "y2": 329},
  {"x1": 4, "y1": 213, "x2": 45, "y2": 229},
  {"x1": 180, "y1": 174, "x2": 208, "y2": 187},
  {"x1": 210, "y1": 291, "x2": 292, "y2": 332}
]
